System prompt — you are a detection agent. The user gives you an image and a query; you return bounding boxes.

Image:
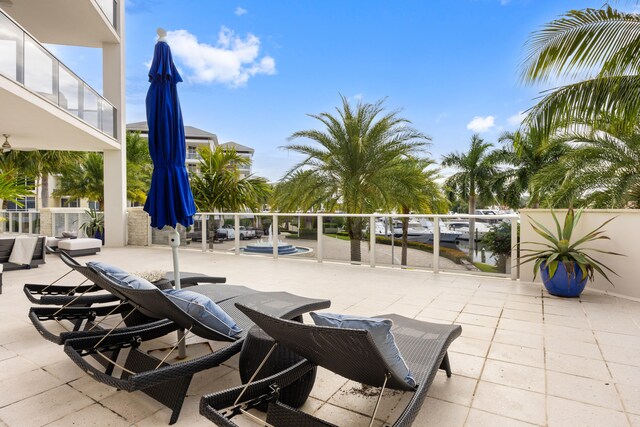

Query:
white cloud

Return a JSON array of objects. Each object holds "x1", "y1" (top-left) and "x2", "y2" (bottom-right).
[
  {"x1": 435, "y1": 112, "x2": 448, "y2": 123},
  {"x1": 507, "y1": 111, "x2": 527, "y2": 126},
  {"x1": 466, "y1": 116, "x2": 495, "y2": 132},
  {"x1": 166, "y1": 27, "x2": 276, "y2": 87},
  {"x1": 235, "y1": 7, "x2": 247, "y2": 16}
]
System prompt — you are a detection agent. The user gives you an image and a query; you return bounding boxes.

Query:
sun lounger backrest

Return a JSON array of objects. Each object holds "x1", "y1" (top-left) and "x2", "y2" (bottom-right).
[
  {"x1": 96, "y1": 271, "x2": 237, "y2": 342},
  {"x1": 236, "y1": 303, "x2": 415, "y2": 391}
]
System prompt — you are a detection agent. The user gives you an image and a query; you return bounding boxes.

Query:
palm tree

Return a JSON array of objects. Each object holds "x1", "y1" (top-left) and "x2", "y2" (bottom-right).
[
  {"x1": 190, "y1": 146, "x2": 270, "y2": 213},
  {"x1": 54, "y1": 152, "x2": 105, "y2": 206},
  {"x1": 495, "y1": 129, "x2": 568, "y2": 209},
  {"x1": 521, "y1": 6, "x2": 640, "y2": 135},
  {"x1": 281, "y1": 96, "x2": 430, "y2": 262},
  {"x1": 442, "y1": 134, "x2": 501, "y2": 260},
  {"x1": 385, "y1": 158, "x2": 449, "y2": 266},
  {"x1": 126, "y1": 131, "x2": 153, "y2": 204},
  {"x1": 532, "y1": 121, "x2": 640, "y2": 209}
]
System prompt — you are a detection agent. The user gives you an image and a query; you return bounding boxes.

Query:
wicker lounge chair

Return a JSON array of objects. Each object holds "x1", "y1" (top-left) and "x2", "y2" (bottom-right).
[
  {"x1": 200, "y1": 303, "x2": 462, "y2": 427},
  {"x1": 62, "y1": 269, "x2": 331, "y2": 425},
  {"x1": 27, "y1": 253, "x2": 252, "y2": 345}
]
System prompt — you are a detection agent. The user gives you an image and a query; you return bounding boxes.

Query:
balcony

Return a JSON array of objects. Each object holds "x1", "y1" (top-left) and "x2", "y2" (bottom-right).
[
  {"x1": 0, "y1": 0, "x2": 118, "y2": 47},
  {"x1": 0, "y1": 10, "x2": 118, "y2": 150}
]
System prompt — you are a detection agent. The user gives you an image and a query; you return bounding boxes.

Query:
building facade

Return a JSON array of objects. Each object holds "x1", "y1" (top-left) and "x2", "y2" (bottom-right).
[{"x1": 0, "y1": 0, "x2": 127, "y2": 246}]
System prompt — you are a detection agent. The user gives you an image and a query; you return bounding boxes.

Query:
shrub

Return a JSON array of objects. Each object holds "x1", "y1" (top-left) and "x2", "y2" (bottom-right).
[{"x1": 375, "y1": 236, "x2": 468, "y2": 264}]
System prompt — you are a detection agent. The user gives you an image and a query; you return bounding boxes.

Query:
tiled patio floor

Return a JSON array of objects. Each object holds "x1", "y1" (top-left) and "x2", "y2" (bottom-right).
[{"x1": 1, "y1": 246, "x2": 640, "y2": 426}]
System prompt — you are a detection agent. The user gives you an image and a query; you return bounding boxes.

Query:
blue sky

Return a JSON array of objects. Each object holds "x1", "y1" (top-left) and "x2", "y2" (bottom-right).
[{"x1": 53, "y1": 0, "x2": 605, "y2": 181}]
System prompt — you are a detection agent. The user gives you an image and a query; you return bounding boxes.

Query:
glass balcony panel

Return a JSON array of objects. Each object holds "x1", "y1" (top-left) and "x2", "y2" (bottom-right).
[
  {"x1": 83, "y1": 85, "x2": 99, "y2": 129},
  {"x1": 58, "y1": 65, "x2": 80, "y2": 116},
  {"x1": 0, "y1": 13, "x2": 23, "y2": 81},
  {"x1": 24, "y1": 37, "x2": 57, "y2": 103},
  {"x1": 100, "y1": 99, "x2": 115, "y2": 137}
]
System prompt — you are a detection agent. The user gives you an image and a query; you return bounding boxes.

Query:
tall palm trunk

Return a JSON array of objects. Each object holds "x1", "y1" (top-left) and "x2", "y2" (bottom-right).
[
  {"x1": 40, "y1": 172, "x2": 49, "y2": 208},
  {"x1": 347, "y1": 217, "x2": 362, "y2": 263},
  {"x1": 468, "y1": 194, "x2": 476, "y2": 262},
  {"x1": 401, "y1": 207, "x2": 409, "y2": 266}
]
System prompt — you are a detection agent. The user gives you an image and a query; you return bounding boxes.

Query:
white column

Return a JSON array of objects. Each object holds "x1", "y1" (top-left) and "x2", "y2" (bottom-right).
[
  {"x1": 369, "y1": 216, "x2": 376, "y2": 268},
  {"x1": 234, "y1": 214, "x2": 240, "y2": 255},
  {"x1": 433, "y1": 217, "x2": 440, "y2": 274},
  {"x1": 102, "y1": 0, "x2": 126, "y2": 247},
  {"x1": 511, "y1": 217, "x2": 518, "y2": 280}
]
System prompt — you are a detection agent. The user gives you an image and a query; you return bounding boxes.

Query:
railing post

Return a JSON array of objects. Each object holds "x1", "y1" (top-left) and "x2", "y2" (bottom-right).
[
  {"x1": 18, "y1": 212, "x2": 22, "y2": 234},
  {"x1": 28, "y1": 212, "x2": 32, "y2": 234},
  {"x1": 317, "y1": 214, "x2": 323, "y2": 263},
  {"x1": 234, "y1": 214, "x2": 240, "y2": 255},
  {"x1": 433, "y1": 217, "x2": 440, "y2": 274},
  {"x1": 272, "y1": 214, "x2": 278, "y2": 259},
  {"x1": 510, "y1": 217, "x2": 518, "y2": 280},
  {"x1": 369, "y1": 216, "x2": 376, "y2": 268},
  {"x1": 201, "y1": 215, "x2": 207, "y2": 252},
  {"x1": 64, "y1": 213, "x2": 69, "y2": 235}
]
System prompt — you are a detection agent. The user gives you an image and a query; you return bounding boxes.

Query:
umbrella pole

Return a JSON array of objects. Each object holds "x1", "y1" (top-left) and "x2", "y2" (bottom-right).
[{"x1": 168, "y1": 228, "x2": 187, "y2": 358}]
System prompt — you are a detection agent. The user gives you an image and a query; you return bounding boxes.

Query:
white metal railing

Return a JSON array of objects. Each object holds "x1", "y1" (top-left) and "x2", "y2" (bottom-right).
[
  {"x1": 0, "y1": 210, "x2": 40, "y2": 234},
  {"x1": 186, "y1": 212, "x2": 520, "y2": 280}
]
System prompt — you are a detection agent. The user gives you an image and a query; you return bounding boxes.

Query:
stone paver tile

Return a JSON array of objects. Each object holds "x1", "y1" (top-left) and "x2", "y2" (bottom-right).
[
  {"x1": 609, "y1": 362, "x2": 640, "y2": 386},
  {"x1": 546, "y1": 396, "x2": 628, "y2": 427},
  {"x1": 631, "y1": 414, "x2": 640, "y2": 427},
  {"x1": 492, "y1": 329, "x2": 544, "y2": 349},
  {"x1": 0, "y1": 368, "x2": 62, "y2": 407},
  {"x1": 42, "y1": 359, "x2": 85, "y2": 384},
  {"x1": 448, "y1": 352, "x2": 486, "y2": 379},
  {"x1": 542, "y1": 303, "x2": 585, "y2": 317},
  {"x1": 315, "y1": 402, "x2": 384, "y2": 426},
  {"x1": 594, "y1": 330, "x2": 640, "y2": 350},
  {"x1": 468, "y1": 296, "x2": 506, "y2": 308},
  {"x1": 488, "y1": 342, "x2": 544, "y2": 368},
  {"x1": 600, "y1": 344, "x2": 640, "y2": 367},
  {"x1": 0, "y1": 356, "x2": 40, "y2": 382},
  {"x1": 462, "y1": 304, "x2": 502, "y2": 318},
  {"x1": 481, "y1": 359, "x2": 545, "y2": 393},
  {"x1": 502, "y1": 308, "x2": 542, "y2": 323},
  {"x1": 544, "y1": 336, "x2": 602, "y2": 360},
  {"x1": 426, "y1": 373, "x2": 477, "y2": 407},
  {"x1": 100, "y1": 390, "x2": 165, "y2": 423},
  {"x1": 465, "y1": 409, "x2": 540, "y2": 426},
  {"x1": 3, "y1": 338, "x2": 68, "y2": 366},
  {"x1": 472, "y1": 381, "x2": 546, "y2": 425},
  {"x1": 407, "y1": 397, "x2": 469, "y2": 427},
  {"x1": 68, "y1": 376, "x2": 119, "y2": 402},
  {"x1": 418, "y1": 307, "x2": 459, "y2": 322},
  {"x1": 328, "y1": 380, "x2": 405, "y2": 419},
  {"x1": 456, "y1": 313, "x2": 499, "y2": 328},
  {"x1": 0, "y1": 347, "x2": 16, "y2": 362},
  {"x1": 616, "y1": 383, "x2": 640, "y2": 415},
  {"x1": 136, "y1": 395, "x2": 214, "y2": 427},
  {"x1": 543, "y1": 323, "x2": 596, "y2": 343},
  {"x1": 0, "y1": 385, "x2": 93, "y2": 427},
  {"x1": 545, "y1": 352, "x2": 611, "y2": 381},
  {"x1": 186, "y1": 365, "x2": 234, "y2": 396},
  {"x1": 589, "y1": 317, "x2": 640, "y2": 336},
  {"x1": 309, "y1": 367, "x2": 349, "y2": 401},
  {"x1": 45, "y1": 403, "x2": 129, "y2": 427},
  {"x1": 547, "y1": 371, "x2": 622, "y2": 411},
  {"x1": 498, "y1": 318, "x2": 543, "y2": 335},
  {"x1": 449, "y1": 336, "x2": 491, "y2": 358},
  {"x1": 544, "y1": 313, "x2": 589, "y2": 329},
  {"x1": 458, "y1": 324, "x2": 495, "y2": 341}
]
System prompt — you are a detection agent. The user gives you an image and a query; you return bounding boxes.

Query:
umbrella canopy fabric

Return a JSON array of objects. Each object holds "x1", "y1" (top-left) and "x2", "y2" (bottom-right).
[{"x1": 143, "y1": 40, "x2": 196, "y2": 230}]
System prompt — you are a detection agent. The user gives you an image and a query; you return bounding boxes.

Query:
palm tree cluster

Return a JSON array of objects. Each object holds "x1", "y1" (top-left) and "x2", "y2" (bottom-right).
[{"x1": 275, "y1": 96, "x2": 448, "y2": 263}]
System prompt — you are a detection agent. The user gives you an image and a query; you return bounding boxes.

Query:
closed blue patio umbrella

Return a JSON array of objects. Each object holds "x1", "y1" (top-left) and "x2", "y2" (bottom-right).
[{"x1": 144, "y1": 29, "x2": 196, "y2": 355}]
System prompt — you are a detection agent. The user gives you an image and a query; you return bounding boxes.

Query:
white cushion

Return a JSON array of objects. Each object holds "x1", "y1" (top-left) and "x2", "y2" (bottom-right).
[
  {"x1": 58, "y1": 238, "x2": 102, "y2": 250},
  {"x1": 46, "y1": 237, "x2": 60, "y2": 248}
]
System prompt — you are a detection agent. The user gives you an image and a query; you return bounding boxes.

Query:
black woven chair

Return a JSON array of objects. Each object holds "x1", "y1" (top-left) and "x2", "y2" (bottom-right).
[
  {"x1": 28, "y1": 253, "x2": 251, "y2": 345},
  {"x1": 63, "y1": 270, "x2": 331, "y2": 425},
  {"x1": 200, "y1": 303, "x2": 462, "y2": 427}
]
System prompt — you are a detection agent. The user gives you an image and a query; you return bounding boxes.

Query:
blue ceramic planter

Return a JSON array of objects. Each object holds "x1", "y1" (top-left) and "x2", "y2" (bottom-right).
[{"x1": 540, "y1": 261, "x2": 587, "y2": 298}]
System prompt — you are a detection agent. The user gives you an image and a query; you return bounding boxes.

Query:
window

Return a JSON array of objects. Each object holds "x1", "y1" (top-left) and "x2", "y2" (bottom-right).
[
  {"x1": 88, "y1": 201, "x2": 100, "y2": 210},
  {"x1": 7, "y1": 196, "x2": 35, "y2": 211},
  {"x1": 61, "y1": 197, "x2": 80, "y2": 207}
]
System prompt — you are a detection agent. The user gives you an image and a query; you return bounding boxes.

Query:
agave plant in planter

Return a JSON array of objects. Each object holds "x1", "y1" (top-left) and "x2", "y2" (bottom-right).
[
  {"x1": 520, "y1": 208, "x2": 623, "y2": 297},
  {"x1": 79, "y1": 209, "x2": 104, "y2": 243}
]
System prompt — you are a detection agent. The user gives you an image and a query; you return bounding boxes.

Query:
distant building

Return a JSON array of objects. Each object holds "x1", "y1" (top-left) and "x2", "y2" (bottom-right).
[
  {"x1": 127, "y1": 122, "x2": 219, "y2": 175},
  {"x1": 219, "y1": 141, "x2": 255, "y2": 177}
]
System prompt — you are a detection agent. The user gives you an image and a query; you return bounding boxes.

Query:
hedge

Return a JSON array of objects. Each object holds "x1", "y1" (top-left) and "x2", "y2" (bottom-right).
[{"x1": 375, "y1": 236, "x2": 468, "y2": 264}]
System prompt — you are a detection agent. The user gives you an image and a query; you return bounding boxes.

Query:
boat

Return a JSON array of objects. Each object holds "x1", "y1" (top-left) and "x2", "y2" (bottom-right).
[
  {"x1": 446, "y1": 220, "x2": 492, "y2": 241},
  {"x1": 390, "y1": 219, "x2": 462, "y2": 243}
]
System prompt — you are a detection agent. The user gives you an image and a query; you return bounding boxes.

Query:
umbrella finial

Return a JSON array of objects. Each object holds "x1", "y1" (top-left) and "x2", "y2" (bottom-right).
[{"x1": 157, "y1": 27, "x2": 167, "y2": 42}]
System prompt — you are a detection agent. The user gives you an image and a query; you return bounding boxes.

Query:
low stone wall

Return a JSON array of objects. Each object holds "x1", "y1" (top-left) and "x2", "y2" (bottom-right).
[{"x1": 127, "y1": 207, "x2": 150, "y2": 246}]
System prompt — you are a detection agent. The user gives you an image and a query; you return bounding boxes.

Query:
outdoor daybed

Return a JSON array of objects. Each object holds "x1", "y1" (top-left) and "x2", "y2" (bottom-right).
[{"x1": 0, "y1": 235, "x2": 46, "y2": 270}]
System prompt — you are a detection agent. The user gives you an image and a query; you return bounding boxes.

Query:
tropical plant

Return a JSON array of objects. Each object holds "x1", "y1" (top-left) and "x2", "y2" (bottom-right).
[
  {"x1": 442, "y1": 134, "x2": 502, "y2": 260},
  {"x1": 482, "y1": 221, "x2": 515, "y2": 273},
  {"x1": 520, "y1": 208, "x2": 622, "y2": 285},
  {"x1": 521, "y1": 6, "x2": 640, "y2": 135},
  {"x1": 190, "y1": 146, "x2": 270, "y2": 213},
  {"x1": 386, "y1": 158, "x2": 449, "y2": 266},
  {"x1": 0, "y1": 170, "x2": 32, "y2": 207},
  {"x1": 79, "y1": 209, "x2": 104, "y2": 238},
  {"x1": 531, "y1": 121, "x2": 640, "y2": 209},
  {"x1": 279, "y1": 96, "x2": 430, "y2": 262},
  {"x1": 495, "y1": 129, "x2": 568, "y2": 208},
  {"x1": 54, "y1": 152, "x2": 105, "y2": 206},
  {"x1": 126, "y1": 131, "x2": 153, "y2": 204}
]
